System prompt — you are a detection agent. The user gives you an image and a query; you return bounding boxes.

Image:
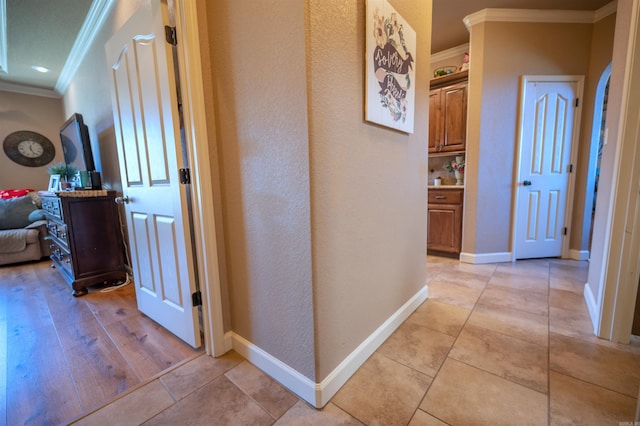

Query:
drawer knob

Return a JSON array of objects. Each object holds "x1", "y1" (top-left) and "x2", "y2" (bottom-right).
[{"x1": 435, "y1": 195, "x2": 446, "y2": 199}]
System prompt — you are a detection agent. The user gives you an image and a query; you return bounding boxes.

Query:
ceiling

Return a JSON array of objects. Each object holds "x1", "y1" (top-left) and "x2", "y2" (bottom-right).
[
  {"x1": 0, "y1": 0, "x2": 616, "y2": 96},
  {"x1": 431, "y1": 0, "x2": 615, "y2": 53}
]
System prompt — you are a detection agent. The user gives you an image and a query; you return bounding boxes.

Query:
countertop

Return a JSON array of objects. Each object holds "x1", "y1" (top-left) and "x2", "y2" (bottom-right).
[{"x1": 428, "y1": 185, "x2": 464, "y2": 189}]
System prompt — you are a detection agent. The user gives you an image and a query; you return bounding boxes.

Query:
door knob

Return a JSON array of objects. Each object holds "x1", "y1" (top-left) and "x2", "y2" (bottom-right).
[
  {"x1": 523, "y1": 180, "x2": 532, "y2": 186},
  {"x1": 115, "y1": 196, "x2": 131, "y2": 205}
]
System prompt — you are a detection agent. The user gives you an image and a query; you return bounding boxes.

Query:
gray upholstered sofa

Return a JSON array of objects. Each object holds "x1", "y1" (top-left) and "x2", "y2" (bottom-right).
[{"x1": 0, "y1": 193, "x2": 51, "y2": 266}]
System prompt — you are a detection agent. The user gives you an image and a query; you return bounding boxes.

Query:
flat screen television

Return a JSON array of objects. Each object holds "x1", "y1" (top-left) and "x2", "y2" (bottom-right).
[{"x1": 60, "y1": 113, "x2": 95, "y2": 173}]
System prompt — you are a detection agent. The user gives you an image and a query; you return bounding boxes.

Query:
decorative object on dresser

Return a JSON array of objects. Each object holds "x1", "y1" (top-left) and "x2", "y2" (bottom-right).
[
  {"x1": 427, "y1": 188, "x2": 464, "y2": 256},
  {"x1": 41, "y1": 191, "x2": 126, "y2": 296}
]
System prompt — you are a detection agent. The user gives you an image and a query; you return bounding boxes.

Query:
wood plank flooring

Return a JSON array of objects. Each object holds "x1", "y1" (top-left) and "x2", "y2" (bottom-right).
[{"x1": 1, "y1": 259, "x2": 202, "y2": 425}]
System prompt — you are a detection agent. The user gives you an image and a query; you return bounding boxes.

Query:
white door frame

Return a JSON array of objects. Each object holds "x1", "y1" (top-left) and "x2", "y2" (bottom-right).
[
  {"x1": 597, "y1": 0, "x2": 640, "y2": 343},
  {"x1": 173, "y1": 0, "x2": 228, "y2": 356},
  {"x1": 511, "y1": 75, "x2": 585, "y2": 261}
]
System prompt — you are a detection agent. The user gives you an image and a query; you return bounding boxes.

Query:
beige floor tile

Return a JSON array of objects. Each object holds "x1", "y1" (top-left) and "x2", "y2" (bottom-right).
[
  {"x1": 549, "y1": 260, "x2": 588, "y2": 281},
  {"x1": 408, "y1": 409, "x2": 448, "y2": 426},
  {"x1": 160, "y1": 351, "x2": 244, "y2": 401},
  {"x1": 495, "y1": 259, "x2": 550, "y2": 278},
  {"x1": 410, "y1": 299, "x2": 470, "y2": 337},
  {"x1": 431, "y1": 270, "x2": 491, "y2": 290},
  {"x1": 72, "y1": 380, "x2": 175, "y2": 426},
  {"x1": 550, "y1": 333, "x2": 640, "y2": 397},
  {"x1": 549, "y1": 288, "x2": 589, "y2": 313},
  {"x1": 427, "y1": 280, "x2": 483, "y2": 310},
  {"x1": 225, "y1": 361, "x2": 299, "y2": 419},
  {"x1": 449, "y1": 325, "x2": 548, "y2": 393},
  {"x1": 378, "y1": 320, "x2": 455, "y2": 377},
  {"x1": 143, "y1": 376, "x2": 273, "y2": 425},
  {"x1": 447, "y1": 262, "x2": 499, "y2": 278},
  {"x1": 478, "y1": 286, "x2": 549, "y2": 316},
  {"x1": 549, "y1": 274, "x2": 585, "y2": 295},
  {"x1": 332, "y1": 353, "x2": 432, "y2": 426},
  {"x1": 420, "y1": 358, "x2": 547, "y2": 426},
  {"x1": 487, "y1": 270, "x2": 549, "y2": 295},
  {"x1": 549, "y1": 306, "x2": 595, "y2": 341},
  {"x1": 550, "y1": 371, "x2": 637, "y2": 425},
  {"x1": 274, "y1": 401, "x2": 362, "y2": 425},
  {"x1": 468, "y1": 301, "x2": 548, "y2": 347}
]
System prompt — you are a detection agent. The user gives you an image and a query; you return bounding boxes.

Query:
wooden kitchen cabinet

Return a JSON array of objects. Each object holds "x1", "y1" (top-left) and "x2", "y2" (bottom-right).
[
  {"x1": 429, "y1": 71, "x2": 468, "y2": 154},
  {"x1": 427, "y1": 188, "x2": 463, "y2": 255}
]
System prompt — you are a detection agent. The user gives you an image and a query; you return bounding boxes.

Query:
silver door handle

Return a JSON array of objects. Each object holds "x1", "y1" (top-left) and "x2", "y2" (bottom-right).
[{"x1": 115, "y1": 196, "x2": 131, "y2": 205}]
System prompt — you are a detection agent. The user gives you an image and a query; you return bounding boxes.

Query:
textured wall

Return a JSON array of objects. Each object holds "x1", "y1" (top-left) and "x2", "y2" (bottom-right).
[
  {"x1": 464, "y1": 21, "x2": 593, "y2": 255},
  {"x1": 308, "y1": 0, "x2": 431, "y2": 380},
  {"x1": 206, "y1": 0, "x2": 316, "y2": 380},
  {"x1": 0, "y1": 91, "x2": 65, "y2": 190}
]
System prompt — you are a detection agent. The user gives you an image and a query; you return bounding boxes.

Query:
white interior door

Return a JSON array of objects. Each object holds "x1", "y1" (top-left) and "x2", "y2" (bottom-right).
[
  {"x1": 515, "y1": 77, "x2": 582, "y2": 259},
  {"x1": 105, "y1": 1, "x2": 201, "y2": 347}
]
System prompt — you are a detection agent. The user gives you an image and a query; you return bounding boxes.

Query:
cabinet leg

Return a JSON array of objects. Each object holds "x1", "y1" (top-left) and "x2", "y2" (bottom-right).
[{"x1": 72, "y1": 288, "x2": 88, "y2": 297}]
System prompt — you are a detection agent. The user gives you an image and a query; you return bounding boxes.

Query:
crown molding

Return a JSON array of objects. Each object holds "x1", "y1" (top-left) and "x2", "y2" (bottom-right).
[
  {"x1": 464, "y1": 1, "x2": 618, "y2": 30},
  {"x1": 0, "y1": 81, "x2": 60, "y2": 98},
  {"x1": 0, "y1": 0, "x2": 7, "y2": 74},
  {"x1": 55, "y1": 0, "x2": 115, "y2": 95},
  {"x1": 431, "y1": 43, "x2": 469, "y2": 63}
]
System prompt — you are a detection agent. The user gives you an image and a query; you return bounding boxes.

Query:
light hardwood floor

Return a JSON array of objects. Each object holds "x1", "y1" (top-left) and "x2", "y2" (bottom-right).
[{"x1": 1, "y1": 259, "x2": 201, "y2": 425}]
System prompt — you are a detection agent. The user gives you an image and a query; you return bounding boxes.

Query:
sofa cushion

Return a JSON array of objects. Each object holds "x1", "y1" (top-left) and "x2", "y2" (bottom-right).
[
  {"x1": 28, "y1": 209, "x2": 46, "y2": 222},
  {"x1": 0, "y1": 196, "x2": 37, "y2": 230}
]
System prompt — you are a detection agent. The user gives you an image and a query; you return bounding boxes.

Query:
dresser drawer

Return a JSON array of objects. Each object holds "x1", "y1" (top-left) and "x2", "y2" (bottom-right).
[
  {"x1": 42, "y1": 197, "x2": 63, "y2": 220},
  {"x1": 428, "y1": 189, "x2": 463, "y2": 205},
  {"x1": 49, "y1": 239, "x2": 74, "y2": 278},
  {"x1": 46, "y1": 220, "x2": 69, "y2": 248}
]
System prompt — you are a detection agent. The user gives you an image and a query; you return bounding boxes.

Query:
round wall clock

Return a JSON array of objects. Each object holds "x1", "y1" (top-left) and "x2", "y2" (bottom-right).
[{"x1": 3, "y1": 130, "x2": 56, "y2": 167}]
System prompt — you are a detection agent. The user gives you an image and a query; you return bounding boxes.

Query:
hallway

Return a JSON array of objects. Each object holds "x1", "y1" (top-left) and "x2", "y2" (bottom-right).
[{"x1": 73, "y1": 256, "x2": 640, "y2": 425}]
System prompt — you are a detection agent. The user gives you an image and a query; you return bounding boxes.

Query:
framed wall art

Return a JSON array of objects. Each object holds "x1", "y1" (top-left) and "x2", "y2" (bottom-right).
[{"x1": 365, "y1": 0, "x2": 416, "y2": 133}]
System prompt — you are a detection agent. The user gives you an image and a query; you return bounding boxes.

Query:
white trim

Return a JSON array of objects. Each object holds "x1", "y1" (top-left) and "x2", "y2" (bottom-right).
[
  {"x1": 584, "y1": 283, "x2": 599, "y2": 333},
  {"x1": 174, "y1": 0, "x2": 227, "y2": 357},
  {"x1": 0, "y1": 0, "x2": 6, "y2": 74},
  {"x1": 431, "y1": 43, "x2": 469, "y2": 64},
  {"x1": 568, "y1": 249, "x2": 590, "y2": 261},
  {"x1": 464, "y1": 3, "x2": 617, "y2": 30},
  {"x1": 230, "y1": 285, "x2": 429, "y2": 408},
  {"x1": 0, "y1": 81, "x2": 59, "y2": 98},
  {"x1": 55, "y1": 0, "x2": 114, "y2": 95},
  {"x1": 459, "y1": 252, "x2": 511, "y2": 264}
]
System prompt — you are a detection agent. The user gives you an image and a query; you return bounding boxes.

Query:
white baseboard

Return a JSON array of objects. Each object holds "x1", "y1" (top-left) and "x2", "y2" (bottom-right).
[
  {"x1": 569, "y1": 249, "x2": 590, "y2": 261},
  {"x1": 459, "y1": 251, "x2": 512, "y2": 264},
  {"x1": 229, "y1": 284, "x2": 429, "y2": 408},
  {"x1": 584, "y1": 282, "x2": 599, "y2": 334}
]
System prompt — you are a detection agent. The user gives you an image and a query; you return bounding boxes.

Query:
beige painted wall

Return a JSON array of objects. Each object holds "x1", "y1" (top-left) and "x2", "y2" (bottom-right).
[
  {"x1": 308, "y1": 0, "x2": 430, "y2": 380},
  {"x1": 586, "y1": 0, "x2": 634, "y2": 330},
  {"x1": 0, "y1": 91, "x2": 65, "y2": 190},
  {"x1": 206, "y1": 0, "x2": 316, "y2": 379},
  {"x1": 464, "y1": 21, "x2": 593, "y2": 255},
  {"x1": 571, "y1": 14, "x2": 616, "y2": 252}
]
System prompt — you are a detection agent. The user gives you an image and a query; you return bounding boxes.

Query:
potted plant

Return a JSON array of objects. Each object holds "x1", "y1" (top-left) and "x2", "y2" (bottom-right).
[
  {"x1": 445, "y1": 157, "x2": 465, "y2": 185},
  {"x1": 48, "y1": 162, "x2": 78, "y2": 189}
]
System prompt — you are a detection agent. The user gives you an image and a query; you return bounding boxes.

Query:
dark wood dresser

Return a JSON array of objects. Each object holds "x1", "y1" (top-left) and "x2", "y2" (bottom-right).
[{"x1": 42, "y1": 191, "x2": 127, "y2": 296}]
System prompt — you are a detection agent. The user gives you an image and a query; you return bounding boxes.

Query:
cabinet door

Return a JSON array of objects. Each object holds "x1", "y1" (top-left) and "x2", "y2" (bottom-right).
[
  {"x1": 428, "y1": 89, "x2": 442, "y2": 153},
  {"x1": 427, "y1": 203, "x2": 462, "y2": 253},
  {"x1": 441, "y1": 83, "x2": 467, "y2": 152}
]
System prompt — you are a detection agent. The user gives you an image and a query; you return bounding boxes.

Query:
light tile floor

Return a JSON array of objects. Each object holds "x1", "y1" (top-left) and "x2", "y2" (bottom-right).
[{"x1": 72, "y1": 256, "x2": 640, "y2": 425}]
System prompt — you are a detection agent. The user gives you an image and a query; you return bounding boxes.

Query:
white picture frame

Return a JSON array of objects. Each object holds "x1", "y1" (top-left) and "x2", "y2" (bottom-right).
[
  {"x1": 48, "y1": 174, "x2": 61, "y2": 192},
  {"x1": 365, "y1": 0, "x2": 416, "y2": 133}
]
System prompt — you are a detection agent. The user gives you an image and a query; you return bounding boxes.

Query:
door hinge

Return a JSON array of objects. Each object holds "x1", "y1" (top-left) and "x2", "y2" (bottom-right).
[
  {"x1": 179, "y1": 168, "x2": 190, "y2": 184},
  {"x1": 569, "y1": 164, "x2": 574, "y2": 173},
  {"x1": 563, "y1": 227, "x2": 568, "y2": 235},
  {"x1": 575, "y1": 98, "x2": 579, "y2": 107},
  {"x1": 165, "y1": 25, "x2": 177, "y2": 46},
  {"x1": 192, "y1": 291, "x2": 202, "y2": 306}
]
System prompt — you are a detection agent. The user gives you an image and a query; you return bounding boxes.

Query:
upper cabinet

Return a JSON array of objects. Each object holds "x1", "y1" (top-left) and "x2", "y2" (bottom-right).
[{"x1": 429, "y1": 71, "x2": 468, "y2": 155}]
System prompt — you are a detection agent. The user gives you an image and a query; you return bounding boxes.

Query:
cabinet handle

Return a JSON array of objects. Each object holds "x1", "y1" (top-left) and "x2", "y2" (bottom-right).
[{"x1": 435, "y1": 195, "x2": 446, "y2": 199}]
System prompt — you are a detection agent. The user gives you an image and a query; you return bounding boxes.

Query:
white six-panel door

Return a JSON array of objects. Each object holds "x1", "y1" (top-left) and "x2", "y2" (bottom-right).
[
  {"x1": 515, "y1": 77, "x2": 582, "y2": 259},
  {"x1": 105, "y1": 1, "x2": 201, "y2": 347}
]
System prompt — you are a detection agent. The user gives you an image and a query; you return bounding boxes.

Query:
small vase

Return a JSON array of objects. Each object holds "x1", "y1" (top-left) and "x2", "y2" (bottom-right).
[{"x1": 455, "y1": 170, "x2": 463, "y2": 185}]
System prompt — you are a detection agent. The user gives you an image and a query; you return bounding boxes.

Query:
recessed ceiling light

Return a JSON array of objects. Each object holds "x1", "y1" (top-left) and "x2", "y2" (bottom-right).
[{"x1": 32, "y1": 66, "x2": 50, "y2": 73}]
